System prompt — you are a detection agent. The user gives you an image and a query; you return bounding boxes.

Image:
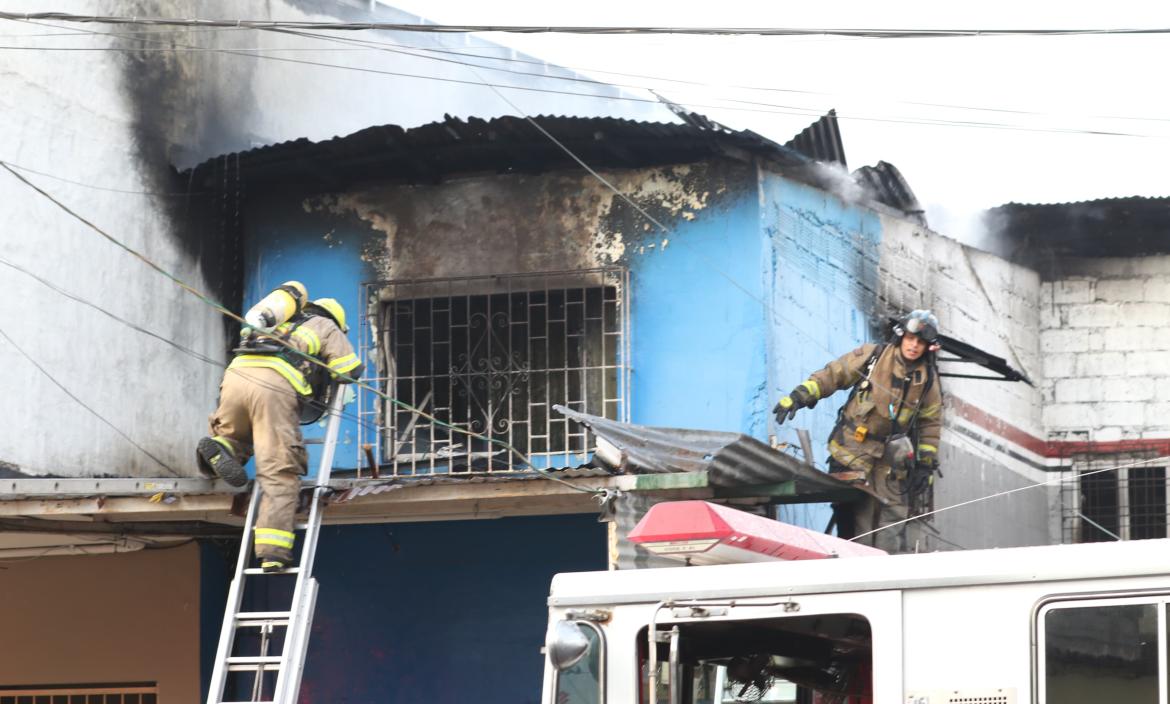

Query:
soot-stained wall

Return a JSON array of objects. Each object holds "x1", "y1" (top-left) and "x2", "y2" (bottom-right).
[{"x1": 242, "y1": 160, "x2": 762, "y2": 470}]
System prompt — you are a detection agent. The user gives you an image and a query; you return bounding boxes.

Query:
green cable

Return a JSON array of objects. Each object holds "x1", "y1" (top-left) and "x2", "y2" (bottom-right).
[{"x1": 3, "y1": 162, "x2": 603, "y2": 495}]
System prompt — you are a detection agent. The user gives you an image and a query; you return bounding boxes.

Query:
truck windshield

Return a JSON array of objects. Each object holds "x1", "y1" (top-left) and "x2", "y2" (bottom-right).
[
  {"x1": 555, "y1": 621, "x2": 604, "y2": 704},
  {"x1": 638, "y1": 613, "x2": 872, "y2": 704}
]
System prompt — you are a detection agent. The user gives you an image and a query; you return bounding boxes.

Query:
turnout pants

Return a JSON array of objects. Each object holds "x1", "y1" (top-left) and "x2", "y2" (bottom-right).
[
  {"x1": 208, "y1": 366, "x2": 307, "y2": 564},
  {"x1": 829, "y1": 460, "x2": 909, "y2": 553}
]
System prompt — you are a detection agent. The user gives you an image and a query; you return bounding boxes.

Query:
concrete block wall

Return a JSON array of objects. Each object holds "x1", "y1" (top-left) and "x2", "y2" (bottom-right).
[
  {"x1": 877, "y1": 215, "x2": 1044, "y2": 438},
  {"x1": 758, "y1": 175, "x2": 1050, "y2": 547},
  {"x1": 877, "y1": 215, "x2": 1050, "y2": 548},
  {"x1": 1039, "y1": 255, "x2": 1170, "y2": 442}
]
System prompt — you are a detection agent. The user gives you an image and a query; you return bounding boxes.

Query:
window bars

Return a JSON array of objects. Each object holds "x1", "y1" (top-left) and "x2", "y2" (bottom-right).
[
  {"x1": 1060, "y1": 454, "x2": 1168, "y2": 543},
  {"x1": 0, "y1": 684, "x2": 157, "y2": 704},
  {"x1": 358, "y1": 268, "x2": 629, "y2": 476}
]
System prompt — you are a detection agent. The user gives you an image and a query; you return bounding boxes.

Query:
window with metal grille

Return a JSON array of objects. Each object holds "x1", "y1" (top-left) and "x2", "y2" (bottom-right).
[
  {"x1": 0, "y1": 684, "x2": 157, "y2": 704},
  {"x1": 1060, "y1": 456, "x2": 1167, "y2": 543},
  {"x1": 359, "y1": 268, "x2": 629, "y2": 474}
]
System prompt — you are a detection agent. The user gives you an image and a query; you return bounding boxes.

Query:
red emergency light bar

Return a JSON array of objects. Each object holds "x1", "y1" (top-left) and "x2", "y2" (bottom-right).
[{"x1": 628, "y1": 500, "x2": 886, "y2": 565}]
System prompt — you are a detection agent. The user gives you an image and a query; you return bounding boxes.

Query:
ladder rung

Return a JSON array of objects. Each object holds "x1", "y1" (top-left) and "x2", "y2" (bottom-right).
[
  {"x1": 227, "y1": 655, "x2": 282, "y2": 664},
  {"x1": 235, "y1": 610, "x2": 292, "y2": 622},
  {"x1": 226, "y1": 664, "x2": 280, "y2": 672},
  {"x1": 225, "y1": 655, "x2": 282, "y2": 671},
  {"x1": 243, "y1": 566, "x2": 301, "y2": 575}
]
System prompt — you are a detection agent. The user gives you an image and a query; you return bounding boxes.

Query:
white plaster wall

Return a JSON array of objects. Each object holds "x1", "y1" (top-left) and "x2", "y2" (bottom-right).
[
  {"x1": 1039, "y1": 255, "x2": 1170, "y2": 442},
  {"x1": 0, "y1": 11, "x2": 225, "y2": 477}
]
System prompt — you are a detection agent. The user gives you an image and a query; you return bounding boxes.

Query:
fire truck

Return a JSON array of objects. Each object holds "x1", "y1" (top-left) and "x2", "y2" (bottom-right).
[{"x1": 542, "y1": 501, "x2": 1169, "y2": 704}]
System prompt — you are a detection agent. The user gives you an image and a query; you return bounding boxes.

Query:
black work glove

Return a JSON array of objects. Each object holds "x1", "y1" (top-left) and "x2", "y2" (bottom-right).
[
  {"x1": 773, "y1": 383, "x2": 818, "y2": 424},
  {"x1": 916, "y1": 445, "x2": 941, "y2": 477}
]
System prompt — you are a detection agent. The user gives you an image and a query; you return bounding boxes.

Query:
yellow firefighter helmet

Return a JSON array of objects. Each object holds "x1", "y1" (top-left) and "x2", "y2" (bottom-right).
[{"x1": 310, "y1": 298, "x2": 348, "y2": 332}]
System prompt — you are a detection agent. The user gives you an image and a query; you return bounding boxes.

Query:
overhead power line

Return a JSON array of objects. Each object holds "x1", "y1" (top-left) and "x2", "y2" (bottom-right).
[
  {"x1": 2, "y1": 12, "x2": 1169, "y2": 37},
  {"x1": 0, "y1": 323, "x2": 181, "y2": 476},
  {"x1": 0, "y1": 161, "x2": 601, "y2": 495},
  {"x1": 10, "y1": 17, "x2": 1165, "y2": 140},
  {"x1": 0, "y1": 249, "x2": 377, "y2": 432},
  {"x1": 5, "y1": 19, "x2": 1165, "y2": 131}
]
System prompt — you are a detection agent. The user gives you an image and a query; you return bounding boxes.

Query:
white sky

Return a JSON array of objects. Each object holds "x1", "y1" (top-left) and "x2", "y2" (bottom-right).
[{"x1": 387, "y1": 0, "x2": 1170, "y2": 247}]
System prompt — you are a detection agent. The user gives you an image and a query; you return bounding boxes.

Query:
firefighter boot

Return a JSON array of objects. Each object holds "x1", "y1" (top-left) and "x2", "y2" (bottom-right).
[
  {"x1": 197, "y1": 437, "x2": 248, "y2": 487},
  {"x1": 261, "y1": 556, "x2": 288, "y2": 573}
]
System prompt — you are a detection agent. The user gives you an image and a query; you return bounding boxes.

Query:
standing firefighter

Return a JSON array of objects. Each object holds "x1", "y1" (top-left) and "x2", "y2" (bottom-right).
[
  {"x1": 774, "y1": 310, "x2": 943, "y2": 548},
  {"x1": 197, "y1": 284, "x2": 364, "y2": 572}
]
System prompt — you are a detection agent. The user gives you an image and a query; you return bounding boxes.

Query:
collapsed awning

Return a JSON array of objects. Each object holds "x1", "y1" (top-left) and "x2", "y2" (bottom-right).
[{"x1": 556, "y1": 406, "x2": 863, "y2": 504}]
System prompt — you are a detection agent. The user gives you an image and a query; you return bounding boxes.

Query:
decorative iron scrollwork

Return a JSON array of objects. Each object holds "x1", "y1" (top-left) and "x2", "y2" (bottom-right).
[{"x1": 451, "y1": 311, "x2": 530, "y2": 435}]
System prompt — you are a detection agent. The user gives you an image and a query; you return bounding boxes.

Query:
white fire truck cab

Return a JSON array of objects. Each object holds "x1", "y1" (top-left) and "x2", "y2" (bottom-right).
[{"x1": 542, "y1": 503, "x2": 1170, "y2": 704}]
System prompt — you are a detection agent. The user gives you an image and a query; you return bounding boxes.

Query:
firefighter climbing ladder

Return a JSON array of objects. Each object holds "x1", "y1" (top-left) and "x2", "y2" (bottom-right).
[{"x1": 206, "y1": 391, "x2": 346, "y2": 704}]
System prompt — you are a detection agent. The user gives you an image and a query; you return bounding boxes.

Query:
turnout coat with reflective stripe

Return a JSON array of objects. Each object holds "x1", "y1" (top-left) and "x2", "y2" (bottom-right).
[
  {"x1": 807, "y1": 343, "x2": 942, "y2": 474},
  {"x1": 229, "y1": 315, "x2": 364, "y2": 395}
]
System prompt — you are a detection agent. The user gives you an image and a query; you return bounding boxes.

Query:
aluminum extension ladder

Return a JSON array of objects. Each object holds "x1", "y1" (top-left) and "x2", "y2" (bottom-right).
[{"x1": 206, "y1": 390, "x2": 345, "y2": 704}]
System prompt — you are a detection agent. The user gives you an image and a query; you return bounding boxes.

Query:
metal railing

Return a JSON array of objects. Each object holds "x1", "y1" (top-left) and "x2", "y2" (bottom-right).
[{"x1": 357, "y1": 268, "x2": 629, "y2": 476}]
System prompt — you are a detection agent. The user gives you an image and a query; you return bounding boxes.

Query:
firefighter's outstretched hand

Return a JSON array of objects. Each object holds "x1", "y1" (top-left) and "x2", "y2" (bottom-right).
[
  {"x1": 773, "y1": 384, "x2": 816, "y2": 424},
  {"x1": 773, "y1": 396, "x2": 799, "y2": 424}
]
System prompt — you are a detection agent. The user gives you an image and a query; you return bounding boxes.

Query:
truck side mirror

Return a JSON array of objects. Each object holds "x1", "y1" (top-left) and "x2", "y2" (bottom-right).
[{"x1": 548, "y1": 620, "x2": 591, "y2": 670}]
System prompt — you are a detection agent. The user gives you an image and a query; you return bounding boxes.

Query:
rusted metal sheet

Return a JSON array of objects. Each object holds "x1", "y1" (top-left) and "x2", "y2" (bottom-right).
[
  {"x1": 783, "y1": 109, "x2": 847, "y2": 167},
  {"x1": 555, "y1": 406, "x2": 854, "y2": 497},
  {"x1": 329, "y1": 466, "x2": 613, "y2": 504},
  {"x1": 853, "y1": 160, "x2": 926, "y2": 223},
  {"x1": 987, "y1": 196, "x2": 1170, "y2": 259},
  {"x1": 183, "y1": 113, "x2": 808, "y2": 192}
]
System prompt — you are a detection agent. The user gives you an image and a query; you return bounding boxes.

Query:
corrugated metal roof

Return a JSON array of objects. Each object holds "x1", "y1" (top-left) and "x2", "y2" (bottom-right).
[
  {"x1": 985, "y1": 195, "x2": 1170, "y2": 259},
  {"x1": 853, "y1": 160, "x2": 926, "y2": 225},
  {"x1": 993, "y1": 195, "x2": 1170, "y2": 209},
  {"x1": 184, "y1": 113, "x2": 810, "y2": 192},
  {"x1": 783, "y1": 109, "x2": 847, "y2": 168},
  {"x1": 556, "y1": 407, "x2": 854, "y2": 497}
]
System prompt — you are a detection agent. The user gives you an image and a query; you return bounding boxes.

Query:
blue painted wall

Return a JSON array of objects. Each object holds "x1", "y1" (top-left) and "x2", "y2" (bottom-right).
[
  {"x1": 760, "y1": 173, "x2": 883, "y2": 528},
  {"x1": 201, "y1": 516, "x2": 606, "y2": 703},
  {"x1": 217, "y1": 165, "x2": 894, "y2": 701},
  {"x1": 240, "y1": 195, "x2": 379, "y2": 473},
  {"x1": 628, "y1": 191, "x2": 769, "y2": 437}
]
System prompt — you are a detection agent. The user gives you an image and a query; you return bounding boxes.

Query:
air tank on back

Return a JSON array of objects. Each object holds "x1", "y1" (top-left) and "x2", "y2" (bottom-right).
[{"x1": 244, "y1": 281, "x2": 308, "y2": 331}]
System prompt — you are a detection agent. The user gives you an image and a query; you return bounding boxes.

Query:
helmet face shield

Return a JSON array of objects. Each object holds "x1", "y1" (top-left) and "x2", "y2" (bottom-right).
[
  {"x1": 904, "y1": 316, "x2": 937, "y2": 342},
  {"x1": 900, "y1": 309, "x2": 939, "y2": 343}
]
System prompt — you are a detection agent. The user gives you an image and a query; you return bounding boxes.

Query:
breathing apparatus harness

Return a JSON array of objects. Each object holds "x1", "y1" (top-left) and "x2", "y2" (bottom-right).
[
  {"x1": 831, "y1": 341, "x2": 940, "y2": 507},
  {"x1": 234, "y1": 312, "x2": 334, "y2": 424}
]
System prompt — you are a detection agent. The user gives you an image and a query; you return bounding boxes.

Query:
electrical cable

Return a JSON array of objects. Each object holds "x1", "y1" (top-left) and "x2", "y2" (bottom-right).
[
  {"x1": 3, "y1": 13, "x2": 1169, "y2": 38},
  {"x1": 8, "y1": 17, "x2": 1165, "y2": 139},
  {"x1": 0, "y1": 322, "x2": 180, "y2": 476},
  {"x1": 0, "y1": 20, "x2": 1074, "y2": 503},
  {"x1": 0, "y1": 162, "x2": 602, "y2": 495},
  {"x1": 276, "y1": 27, "x2": 1170, "y2": 127},
  {"x1": 0, "y1": 160, "x2": 206, "y2": 196},
  {"x1": 0, "y1": 44, "x2": 380, "y2": 52},
  {"x1": 0, "y1": 158, "x2": 1043, "y2": 423},
  {"x1": 2, "y1": 17, "x2": 1145, "y2": 552},
  {"x1": 8, "y1": 18, "x2": 1162, "y2": 128},
  {"x1": 0, "y1": 252, "x2": 381, "y2": 434},
  {"x1": 850, "y1": 453, "x2": 1170, "y2": 543}
]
